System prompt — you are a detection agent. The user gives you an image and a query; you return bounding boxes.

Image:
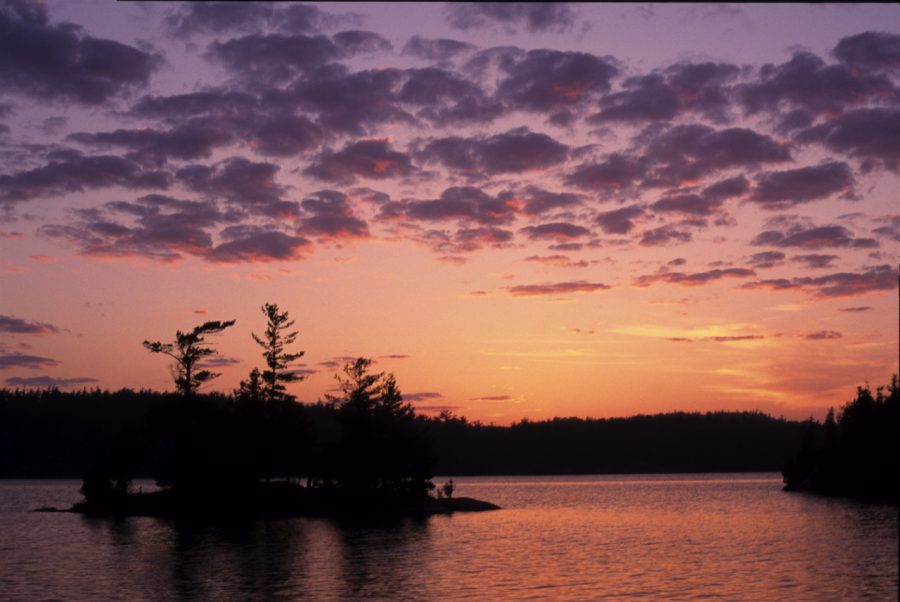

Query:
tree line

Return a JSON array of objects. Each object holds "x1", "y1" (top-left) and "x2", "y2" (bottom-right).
[
  {"x1": 1, "y1": 302, "x2": 893, "y2": 504},
  {"x1": 0, "y1": 386, "x2": 814, "y2": 480},
  {"x1": 783, "y1": 376, "x2": 898, "y2": 500}
]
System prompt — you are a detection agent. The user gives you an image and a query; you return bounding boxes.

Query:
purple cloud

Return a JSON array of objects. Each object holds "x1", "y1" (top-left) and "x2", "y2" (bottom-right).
[
  {"x1": 701, "y1": 176, "x2": 750, "y2": 202},
  {"x1": 494, "y1": 48, "x2": 618, "y2": 114},
  {"x1": 453, "y1": 226, "x2": 515, "y2": 250},
  {"x1": 68, "y1": 118, "x2": 235, "y2": 166},
  {"x1": 5, "y1": 375, "x2": 99, "y2": 388},
  {"x1": 206, "y1": 32, "x2": 339, "y2": 85},
  {"x1": 131, "y1": 90, "x2": 258, "y2": 119},
  {"x1": 0, "y1": 1, "x2": 161, "y2": 104},
  {"x1": 524, "y1": 255, "x2": 589, "y2": 268},
  {"x1": 634, "y1": 268, "x2": 756, "y2": 287},
  {"x1": 247, "y1": 113, "x2": 326, "y2": 158},
  {"x1": 0, "y1": 315, "x2": 59, "y2": 335},
  {"x1": 751, "y1": 224, "x2": 877, "y2": 250},
  {"x1": 833, "y1": 31, "x2": 900, "y2": 71},
  {"x1": 738, "y1": 51, "x2": 895, "y2": 116},
  {"x1": 0, "y1": 353, "x2": 60, "y2": 370},
  {"x1": 404, "y1": 391, "x2": 444, "y2": 402},
  {"x1": 595, "y1": 205, "x2": 645, "y2": 234},
  {"x1": 791, "y1": 254, "x2": 839, "y2": 269},
  {"x1": 804, "y1": 331, "x2": 843, "y2": 340},
  {"x1": 445, "y1": 3, "x2": 577, "y2": 34},
  {"x1": 40, "y1": 194, "x2": 223, "y2": 262},
  {"x1": 0, "y1": 152, "x2": 171, "y2": 207},
  {"x1": 566, "y1": 154, "x2": 644, "y2": 193},
  {"x1": 747, "y1": 251, "x2": 785, "y2": 269},
  {"x1": 506, "y1": 280, "x2": 611, "y2": 296},
  {"x1": 305, "y1": 138, "x2": 414, "y2": 184},
  {"x1": 641, "y1": 125, "x2": 791, "y2": 186},
  {"x1": 207, "y1": 227, "x2": 311, "y2": 263},
  {"x1": 663, "y1": 61, "x2": 740, "y2": 121},
  {"x1": 503, "y1": 186, "x2": 583, "y2": 215},
  {"x1": 402, "y1": 36, "x2": 476, "y2": 62},
  {"x1": 178, "y1": 157, "x2": 298, "y2": 218},
  {"x1": 419, "y1": 128, "x2": 569, "y2": 177},
  {"x1": 639, "y1": 226, "x2": 692, "y2": 247},
  {"x1": 740, "y1": 264, "x2": 895, "y2": 297},
  {"x1": 591, "y1": 74, "x2": 685, "y2": 124},
  {"x1": 333, "y1": 30, "x2": 392, "y2": 56},
  {"x1": 797, "y1": 108, "x2": 900, "y2": 170},
  {"x1": 397, "y1": 186, "x2": 518, "y2": 226},
  {"x1": 521, "y1": 222, "x2": 591, "y2": 241},
  {"x1": 670, "y1": 335, "x2": 764, "y2": 343},
  {"x1": 750, "y1": 162, "x2": 855, "y2": 209},
  {"x1": 299, "y1": 190, "x2": 370, "y2": 240},
  {"x1": 165, "y1": 2, "x2": 281, "y2": 37},
  {"x1": 286, "y1": 66, "x2": 414, "y2": 135},
  {"x1": 651, "y1": 193, "x2": 720, "y2": 216},
  {"x1": 198, "y1": 356, "x2": 242, "y2": 368}
]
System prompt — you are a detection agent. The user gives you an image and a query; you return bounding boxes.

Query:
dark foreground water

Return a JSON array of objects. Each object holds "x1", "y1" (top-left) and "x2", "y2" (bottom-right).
[{"x1": 0, "y1": 474, "x2": 896, "y2": 600}]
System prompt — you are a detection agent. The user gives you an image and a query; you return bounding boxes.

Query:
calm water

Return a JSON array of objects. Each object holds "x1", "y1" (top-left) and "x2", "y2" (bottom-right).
[{"x1": 0, "y1": 475, "x2": 896, "y2": 600}]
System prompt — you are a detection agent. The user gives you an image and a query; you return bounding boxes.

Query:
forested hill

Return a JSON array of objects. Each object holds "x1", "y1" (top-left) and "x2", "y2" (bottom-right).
[
  {"x1": 429, "y1": 412, "x2": 808, "y2": 475},
  {"x1": 0, "y1": 388, "x2": 810, "y2": 478}
]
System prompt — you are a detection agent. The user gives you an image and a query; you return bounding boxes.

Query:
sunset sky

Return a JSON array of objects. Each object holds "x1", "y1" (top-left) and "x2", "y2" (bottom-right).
[{"x1": 0, "y1": 2, "x2": 897, "y2": 423}]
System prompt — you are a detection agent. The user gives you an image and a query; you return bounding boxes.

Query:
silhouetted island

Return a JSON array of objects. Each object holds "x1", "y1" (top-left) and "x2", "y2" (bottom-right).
[
  {"x1": 67, "y1": 306, "x2": 498, "y2": 519},
  {"x1": 70, "y1": 481, "x2": 498, "y2": 520},
  {"x1": 783, "y1": 377, "x2": 898, "y2": 502}
]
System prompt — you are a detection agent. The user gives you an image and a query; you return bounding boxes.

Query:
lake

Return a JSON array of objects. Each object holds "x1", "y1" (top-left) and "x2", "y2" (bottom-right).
[{"x1": 1, "y1": 474, "x2": 896, "y2": 600}]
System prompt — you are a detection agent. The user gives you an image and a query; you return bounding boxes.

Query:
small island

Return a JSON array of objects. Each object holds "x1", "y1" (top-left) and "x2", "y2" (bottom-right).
[
  {"x1": 68, "y1": 304, "x2": 499, "y2": 520},
  {"x1": 71, "y1": 482, "x2": 499, "y2": 520}
]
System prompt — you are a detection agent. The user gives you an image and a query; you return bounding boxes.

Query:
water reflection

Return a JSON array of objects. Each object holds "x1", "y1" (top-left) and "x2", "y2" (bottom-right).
[
  {"x1": 118, "y1": 515, "x2": 436, "y2": 600},
  {"x1": 1, "y1": 477, "x2": 896, "y2": 601},
  {"x1": 334, "y1": 518, "x2": 432, "y2": 600},
  {"x1": 158, "y1": 519, "x2": 307, "y2": 600}
]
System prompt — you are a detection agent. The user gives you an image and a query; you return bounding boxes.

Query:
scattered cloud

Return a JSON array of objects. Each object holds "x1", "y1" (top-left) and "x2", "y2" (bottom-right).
[
  {"x1": 305, "y1": 138, "x2": 414, "y2": 184},
  {"x1": 749, "y1": 162, "x2": 855, "y2": 209},
  {"x1": 445, "y1": 3, "x2": 577, "y2": 34},
  {"x1": 751, "y1": 224, "x2": 877, "y2": 250},
  {"x1": 741, "y1": 264, "x2": 895, "y2": 297},
  {"x1": 524, "y1": 255, "x2": 589, "y2": 268},
  {"x1": 0, "y1": 1, "x2": 161, "y2": 104},
  {"x1": 5, "y1": 375, "x2": 99, "y2": 388},
  {"x1": 596, "y1": 205, "x2": 644, "y2": 234},
  {"x1": 790, "y1": 254, "x2": 839, "y2": 269},
  {"x1": 521, "y1": 222, "x2": 591, "y2": 241},
  {"x1": 0, "y1": 353, "x2": 60, "y2": 370},
  {"x1": 403, "y1": 391, "x2": 443, "y2": 402},
  {"x1": 419, "y1": 127, "x2": 569, "y2": 177},
  {"x1": 506, "y1": 280, "x2": 610, "y2": 296},
  {"x1": 804, "y1": 330, "x2": 843, "y2": 340},
  {"x1": 747, "y1": 251, "x2": 785, "y2": 269},
  {"x1": 634, "y1": 268, "x2": 756, "y2": 287},
  {"x1": 0, "y1": 315, "x2": 59, "y2": 335},
  {"x1": 0, "y1": 152, "x2": 171, "y2": 207}
]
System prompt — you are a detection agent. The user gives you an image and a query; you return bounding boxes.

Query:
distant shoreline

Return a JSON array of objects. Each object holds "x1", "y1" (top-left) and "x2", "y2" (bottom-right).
[{"x1": 5, "y1": 469, "x2": 786, "y2": 481}]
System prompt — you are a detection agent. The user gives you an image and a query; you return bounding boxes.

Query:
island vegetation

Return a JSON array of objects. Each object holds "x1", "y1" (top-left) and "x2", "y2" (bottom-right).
[
  {"x1": 1, "y1": 303, "x2": 894, "y2": 514},
  {"x1": 32, "y1": 303, "x2": 495, "y2": 518}
]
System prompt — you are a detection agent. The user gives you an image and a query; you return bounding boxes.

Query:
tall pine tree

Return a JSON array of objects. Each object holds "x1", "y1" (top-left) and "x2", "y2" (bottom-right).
[
  {"x1": 143, "y1": 320, "x2": 235, "y2": 399},
  {"x1": 253, "y1": 303, "x2": 304, "y2": 403}
]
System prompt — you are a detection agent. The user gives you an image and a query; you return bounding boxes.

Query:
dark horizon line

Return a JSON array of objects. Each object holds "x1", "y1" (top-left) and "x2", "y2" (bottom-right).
[{"x1": 0, "y1": 383, "x2": 842, "y2": 425}]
